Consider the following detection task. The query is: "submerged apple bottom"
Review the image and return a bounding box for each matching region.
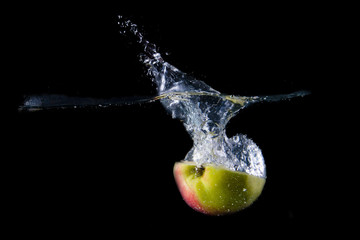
[174,161,265,215]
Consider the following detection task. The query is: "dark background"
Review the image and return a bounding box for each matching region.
[10,2,337,238]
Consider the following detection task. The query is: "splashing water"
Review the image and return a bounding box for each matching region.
[117,16,309,178]
[20,16,310,179]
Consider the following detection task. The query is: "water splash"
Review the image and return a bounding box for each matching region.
[19,16,310,179]
[117,16,309,178]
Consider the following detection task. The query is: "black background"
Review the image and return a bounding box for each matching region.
[9,2,338,238]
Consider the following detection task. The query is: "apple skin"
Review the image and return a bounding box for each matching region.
[174,161,265,215]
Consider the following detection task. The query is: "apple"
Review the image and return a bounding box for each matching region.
[174,161,265,215]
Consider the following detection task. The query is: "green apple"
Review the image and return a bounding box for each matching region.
[174,161,265,215]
